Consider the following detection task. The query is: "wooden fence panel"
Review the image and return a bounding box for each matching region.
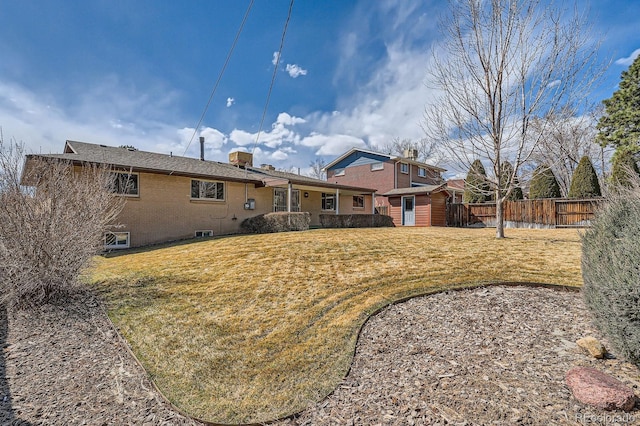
[446,199,600,228]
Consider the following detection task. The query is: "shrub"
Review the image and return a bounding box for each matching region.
[0,142,126,308]
[319,214,394,228]
[500,161,523,200]
[568,156,601,198]
[463,159,491,203]
[582,179,640,367]
[610,149,640,189]
[240,212,310,234]
[529,164,561,199]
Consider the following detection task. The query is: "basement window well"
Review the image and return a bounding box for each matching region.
[104,232,130,249]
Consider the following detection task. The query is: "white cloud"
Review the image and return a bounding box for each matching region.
[226,97,235,107]
[272,51,281,66]
[299,133,366,155]
[615,48,640,66]
[229,113,305,149]
[271,149,289,161]
[277,112,305,126]
[285,64,308,78]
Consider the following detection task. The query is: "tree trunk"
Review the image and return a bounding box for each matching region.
[495,193,505,239]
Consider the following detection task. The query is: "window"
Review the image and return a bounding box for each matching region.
[353,195,364,209]
[104,232,130,249]
[400,163,409,174]
[195,230,213,237]
[111,172,138,196]
[274,188,300,212]
[334,168,345,176]
[371,162,384,171]
[418,167,426,177]
[322,193,336,211]
[191,179,224,200]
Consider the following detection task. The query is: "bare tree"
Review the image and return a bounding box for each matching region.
[308,157,327,180]
[0,139,126,307]
[530,107,607,196]
[375,137,441,164]
[424,0,602,238]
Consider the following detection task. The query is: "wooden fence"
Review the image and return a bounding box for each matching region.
[446,198,602,228]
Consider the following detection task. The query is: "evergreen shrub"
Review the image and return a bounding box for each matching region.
[241,212,310,234]
[582,181,640,366]
[529,165,561,199]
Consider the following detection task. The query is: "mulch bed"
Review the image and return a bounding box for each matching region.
[1,286,639,425]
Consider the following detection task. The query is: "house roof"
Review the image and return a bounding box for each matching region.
[446,179,465,191]
[323,147,446,173]
[23,141,376,194]
[381,184,449,197]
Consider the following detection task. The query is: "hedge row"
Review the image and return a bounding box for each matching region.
[240,212,311,234]
[319,214,394,228]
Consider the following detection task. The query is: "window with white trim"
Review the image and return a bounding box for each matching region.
[274,188,300,212]
[353,195,364,209]
[195,230,213,237]
[322,193,336,211]
[191,179,224,200]
[371,162,384,171]
[400,163,409,174]
[111,172,138,196]
[418,167,426,177]
[334,168,345,176]
[104,232,130,249]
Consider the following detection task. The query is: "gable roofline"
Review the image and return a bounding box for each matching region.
[323,147,446,172]
[23,140,376,193]
[381,183,450,197]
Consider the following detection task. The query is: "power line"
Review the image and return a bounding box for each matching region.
[182,0,255,157]
[251,0,295,157]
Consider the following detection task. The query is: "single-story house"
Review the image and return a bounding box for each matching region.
[22,140,377,248]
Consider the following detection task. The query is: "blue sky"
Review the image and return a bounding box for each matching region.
[1,0,639,177]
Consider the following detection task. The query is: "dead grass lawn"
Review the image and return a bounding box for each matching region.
[89,227,583,424]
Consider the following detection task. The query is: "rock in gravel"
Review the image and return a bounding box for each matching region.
[576,336,606,359]
[565,367,637,412]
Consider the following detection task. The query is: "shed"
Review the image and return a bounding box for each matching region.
[382,185,450,227]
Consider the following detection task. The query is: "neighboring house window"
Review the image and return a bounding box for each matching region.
[353,195,364,209]
[274,188,300,212]
[371,162,384,171]
[400,163,409,174]
[191,179,224,200]
[111,172,138,196]
[334,168,345,176]
[105,232,130,249]
[195,230,213,237]
[418,167,426,177]
[322,193,336,211]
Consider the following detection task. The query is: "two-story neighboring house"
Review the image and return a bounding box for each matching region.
[324,148,449,227]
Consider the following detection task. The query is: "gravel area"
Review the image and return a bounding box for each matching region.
[1,285,639,425]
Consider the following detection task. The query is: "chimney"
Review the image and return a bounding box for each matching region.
[200,136,205,161]
[229,151,254,168]
[403,148,418,160]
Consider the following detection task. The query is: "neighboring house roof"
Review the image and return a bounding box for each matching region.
[323,147,446,173]
[23,141,375,194]
[446,179,465,191]
[381,184,449,197]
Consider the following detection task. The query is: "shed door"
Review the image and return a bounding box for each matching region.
[402,196,415,226]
